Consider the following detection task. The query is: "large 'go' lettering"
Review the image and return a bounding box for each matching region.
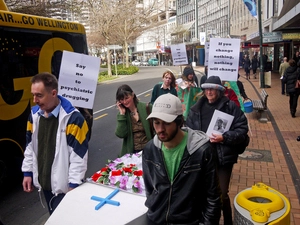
[38,38,73,73]
[0,37,74,120]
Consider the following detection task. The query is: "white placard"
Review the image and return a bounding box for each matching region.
[208,38,240,81]
[58,51,100,109]
[171,43,188,66]
[206,110,234,137]
[200,32,206,45]
[204,42,210,67]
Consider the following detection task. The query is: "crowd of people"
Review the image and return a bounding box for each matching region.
[113,69,250,224]
[21,54,300,224]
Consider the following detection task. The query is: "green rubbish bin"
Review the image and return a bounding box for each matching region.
[234,182,290,225]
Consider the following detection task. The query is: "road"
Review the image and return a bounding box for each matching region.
[0,66,191,225]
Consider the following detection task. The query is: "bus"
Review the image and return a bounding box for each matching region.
[0,0,92,193]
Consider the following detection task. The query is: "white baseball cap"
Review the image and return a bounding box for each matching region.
[147,93,183,123]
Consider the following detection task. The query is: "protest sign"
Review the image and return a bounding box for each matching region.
[208,38,240,81]
[204,42,210,67]
[58,51,100,109]
[171,43,188,66]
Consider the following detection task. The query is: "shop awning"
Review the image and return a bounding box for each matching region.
[132,49,158,54]
[273,2,300,31]
[171,21,195,35]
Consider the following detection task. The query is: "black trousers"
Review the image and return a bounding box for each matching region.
[281,80,286,94]
[43,190,65,215]
[289,91,300,115]
[218,164,234,225]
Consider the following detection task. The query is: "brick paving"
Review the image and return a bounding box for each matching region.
[194,66,300,224]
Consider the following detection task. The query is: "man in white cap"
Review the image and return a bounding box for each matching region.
[142,93,221,225]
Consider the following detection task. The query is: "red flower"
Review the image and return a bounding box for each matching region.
[129,164,136,167]
[101,167,108,172]
[133,170,143,176]
[123,167,132,173]
[91,172,102,181]
[111,170,122,176]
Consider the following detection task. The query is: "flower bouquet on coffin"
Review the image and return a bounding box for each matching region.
[89,153,145,195]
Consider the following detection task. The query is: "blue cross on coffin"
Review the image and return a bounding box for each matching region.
[91,188,121,210]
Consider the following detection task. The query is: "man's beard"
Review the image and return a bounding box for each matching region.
[157,126,178,142]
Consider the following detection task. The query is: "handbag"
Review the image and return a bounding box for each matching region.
[295,80,300,89]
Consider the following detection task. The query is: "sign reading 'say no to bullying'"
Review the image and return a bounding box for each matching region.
[208,38,240,81]
[58,51,100,109]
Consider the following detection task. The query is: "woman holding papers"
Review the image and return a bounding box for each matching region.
[186,76,249,225]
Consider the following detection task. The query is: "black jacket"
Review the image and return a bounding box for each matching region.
[251,57,258,70]
[142,127,221,225]
[186,96,249,165]
[283,65,299,93]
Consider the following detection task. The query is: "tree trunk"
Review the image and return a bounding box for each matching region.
[125,41,129,68]
[106,38,112,76]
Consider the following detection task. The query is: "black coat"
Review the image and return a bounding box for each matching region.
[142,128,222,225]
[186,96,249,165]
[243,58,251,69]
[283,66,299,93]
[252,57,258,70]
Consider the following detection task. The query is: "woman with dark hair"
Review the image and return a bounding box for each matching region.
[283,59,300,117]
[186,76,249,225]
[150,70,177,104]
[183,66,199,86]
[115,84,154,156]
[181,66,198,87]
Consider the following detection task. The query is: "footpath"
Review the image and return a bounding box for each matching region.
[195,66,300,224]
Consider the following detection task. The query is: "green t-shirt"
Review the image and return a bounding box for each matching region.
[162,132,187,182]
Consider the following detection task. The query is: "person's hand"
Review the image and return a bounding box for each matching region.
[116,102,126,115]
[210,133,224,143]
[23,176,34,192]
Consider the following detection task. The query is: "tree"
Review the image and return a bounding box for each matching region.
[112,0,156,68]
[84,0,156,73]
[84,0,122,76]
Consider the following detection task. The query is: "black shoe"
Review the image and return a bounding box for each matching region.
[282,93,285,95]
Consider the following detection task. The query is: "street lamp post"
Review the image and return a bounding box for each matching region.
[258,0,265,88]
[195,0,198,40]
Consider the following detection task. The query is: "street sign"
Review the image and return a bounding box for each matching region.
[262,32,282,43]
